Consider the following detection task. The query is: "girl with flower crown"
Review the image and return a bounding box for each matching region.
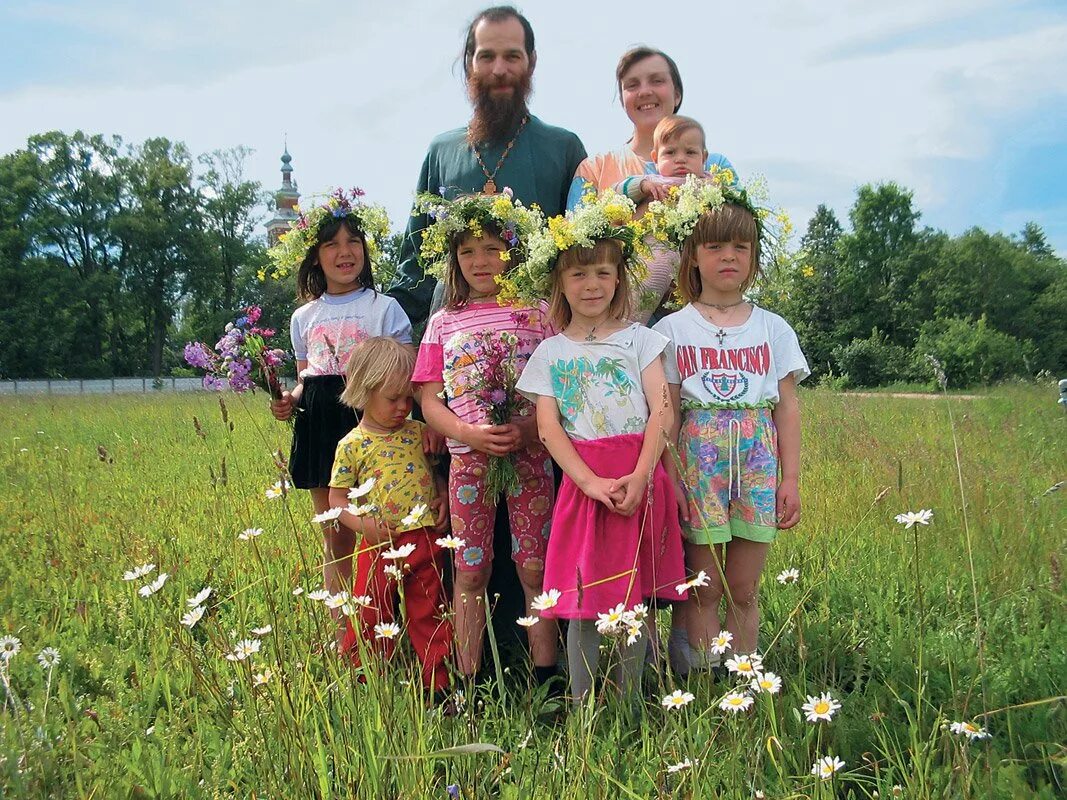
[648,177,808,676]
[410,190,561,690]
[515,190,688,703]
[267,189,412,624]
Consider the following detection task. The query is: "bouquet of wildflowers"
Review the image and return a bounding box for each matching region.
[442,323,532,504]
[184,306,289,400]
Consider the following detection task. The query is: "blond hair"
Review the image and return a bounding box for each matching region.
[677,203,762,303]
[547,239,632,329]
[339,337,415,410]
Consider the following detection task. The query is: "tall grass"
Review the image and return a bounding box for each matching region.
[0,386,1063,797]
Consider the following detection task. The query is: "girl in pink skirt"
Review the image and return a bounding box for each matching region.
[516,191,688,703]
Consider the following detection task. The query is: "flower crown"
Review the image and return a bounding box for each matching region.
[414,188,544,286]
[644,174,792,263]
[266,188,391,278]
[507,189,650,303]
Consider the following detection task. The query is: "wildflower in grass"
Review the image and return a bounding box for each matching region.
[312,507,344,525]
[661,690,695,709]
[0,636,21,661]
[324,592,350,610]
[516,616,539,627]
[123,563,156,581]
[667,757,698,774]
[346,503,375,517]
[384,564,403,580]
[37,647,61,669]
[250,625,272,637]
[181,606,205,628]
[146,725,155,735]
[750,672,782,694]
[264,481,288,500]
[894,509,933,528]
[341,602,356,616]
[351,595,373,607]
[401,503,429,528]
[435,535,466,549]
[187,587,212,607]
[949,720,991,740]
[625,622,642,646]
[629,603,649,620]
[595,603,627,633]
[531,588,562,611]
[252,669,273,687]
[307,589,330,601]
[675,570,710,595]
[374,622,401,639]
[348,478,376,499]
[292,587,304,596]
[725,652,763,677]
[382,542,417,560]
[776,568,800,584]
[226,639,261,661]
[238,527,263,540]
[811,755,845,780]
[719,691,755,713]
[447,785,460,799]
[802,692,841,722]
[710,631,734,655]
[139,572,169,598]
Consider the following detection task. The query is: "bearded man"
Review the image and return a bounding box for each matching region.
[388,5,586,328]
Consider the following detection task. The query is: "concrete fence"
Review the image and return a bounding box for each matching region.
[0,377,211,395]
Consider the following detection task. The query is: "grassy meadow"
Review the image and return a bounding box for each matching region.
[0,386,1064,798]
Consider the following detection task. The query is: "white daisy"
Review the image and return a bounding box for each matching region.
[122,563,156,581]
[625,623,643,646]
[530,588,562,611]
[374,622,401,639]
[292,587,304,596]
[37,647,61,668]
[226,639,261,661]
[350,595,373,608]
[750,672,783,694]
[719,691,755,713]
[802,692,842,723]
[346,503,374,517]
[949,720,991,740]
[811,755,845,780]
[595,603,627,633]
[264,481,287,500]
[307,589,330,602]
[138,572,169,598]
[348,478,376,499]
[661,690,695,709]
[383,564,403,580]
[187,587,212,607]
[675,570,710,595]
[710,631,734,655]
[516,616,540,627]
[629,603,649,621]
[311,507,344,524]
[894,509,933,528]
[435,535,466,550]
[666,757,698,774]
[776,568,800,584]
[250,625,273,637]
[382,542,417,560]
[0,636,22,661]
[238,528,263,540]
[181,606,205,628]
[400,503,429,528]
[724,652,763,677]
[324,592,350,610]
[252,669,273,687]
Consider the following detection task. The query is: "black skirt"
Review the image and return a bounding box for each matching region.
[290,375,359,489]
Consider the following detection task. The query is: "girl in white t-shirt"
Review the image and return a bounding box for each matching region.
[653,196,809,676]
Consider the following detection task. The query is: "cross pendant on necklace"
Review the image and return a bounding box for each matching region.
[482,179,497,195]
[716,328,726,348]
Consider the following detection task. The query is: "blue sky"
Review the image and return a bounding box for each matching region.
[3,0,1065,254]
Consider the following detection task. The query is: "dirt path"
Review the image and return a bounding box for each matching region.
[844,391,981,400]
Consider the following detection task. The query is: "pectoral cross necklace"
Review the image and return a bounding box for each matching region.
[470,115,529,195]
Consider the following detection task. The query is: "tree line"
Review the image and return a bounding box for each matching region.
[1,130,1063,387]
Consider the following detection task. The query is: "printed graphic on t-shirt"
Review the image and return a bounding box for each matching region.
[549,356,645,436]
[306,320,371,373]
[675,343,771,402]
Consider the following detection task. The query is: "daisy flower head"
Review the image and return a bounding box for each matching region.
[811,755,845,780]
[382,542,417,560]
[383,564,403,581]
[226,638,261,661]
[252,669,273,687]
[0,636,22,661]
[894,509,933,529]
[675,570,711,595]
[595,603,627,633]
[776,568,800,584]
[351,595,373,608]
[324,592,350,610]
[138,572,169,598]
[625,622,643,646]
[311,507,344,525]
[719,691,755,713]
[374,622,401,639]
[710,631,734,655]
[666,757,698,774]
[725,652,763,677]
[661,690,695,709]
[400,503,429,528]
[516,616,540,627]
[307,589,330,602]
[264,481,287,500]
[181,606,206,628]
[629,603,649,621]
[348,478,375,499]
[346,503,374,517]
[238,527,263,541]
[187,587,212,607]
[802,692,842,723]
[435,535,466,550]
[250,625,272,637]
[123,563,156,581]
[750,672,782,694]
[949,720,991,741]
[37,647,61,669]
[292,586,304,596]
[531,588,562,611]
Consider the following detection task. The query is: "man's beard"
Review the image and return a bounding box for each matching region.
[466,71,532,144]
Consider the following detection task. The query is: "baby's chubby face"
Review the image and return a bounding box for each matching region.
[653,128,707,178]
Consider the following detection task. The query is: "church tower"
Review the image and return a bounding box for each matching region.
[266,145,300,245]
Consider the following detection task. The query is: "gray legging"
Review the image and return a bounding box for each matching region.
[566,619,646,702]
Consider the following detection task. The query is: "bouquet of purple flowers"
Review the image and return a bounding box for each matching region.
[184,306,288,400]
